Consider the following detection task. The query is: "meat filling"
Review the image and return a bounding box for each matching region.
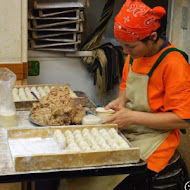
[30,86,85,125]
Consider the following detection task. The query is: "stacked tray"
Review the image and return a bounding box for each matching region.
[28,0,87,52]
[7,124,140,171]
[12,84,87,110]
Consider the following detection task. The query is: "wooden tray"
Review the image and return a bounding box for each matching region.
[13,84,87,110]
[7,124,140,172]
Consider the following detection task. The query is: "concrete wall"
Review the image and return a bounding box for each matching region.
[0,0,27,64]
[169,0,190,54]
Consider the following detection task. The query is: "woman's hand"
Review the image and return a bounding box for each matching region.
[105,89,127,110]
[105,98,126,110]
[102,107,135,130]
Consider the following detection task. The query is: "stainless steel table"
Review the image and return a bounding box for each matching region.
[0,91,147,184]
[0,160,147,183]
[0,111,147,184]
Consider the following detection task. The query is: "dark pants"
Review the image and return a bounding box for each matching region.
[35,179,59,190]
[114,169,157,190]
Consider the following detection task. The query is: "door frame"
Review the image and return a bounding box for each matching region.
[166,0,174,41]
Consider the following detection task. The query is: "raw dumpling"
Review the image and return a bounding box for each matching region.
[53,129,66,149]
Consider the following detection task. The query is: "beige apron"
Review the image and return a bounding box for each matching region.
[59,57,172,190]
[123,64,171,159]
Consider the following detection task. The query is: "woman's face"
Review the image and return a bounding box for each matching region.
[119,40,153,59]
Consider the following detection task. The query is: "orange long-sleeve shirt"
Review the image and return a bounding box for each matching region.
[120,44,190,172]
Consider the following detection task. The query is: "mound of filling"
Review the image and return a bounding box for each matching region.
[30,86,85,125]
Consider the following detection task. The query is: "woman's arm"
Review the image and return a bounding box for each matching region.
[103,107,189,130]
[133,110,189,130]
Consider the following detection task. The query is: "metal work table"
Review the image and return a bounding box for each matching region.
[0,93,147,184]
[0,111,147,184]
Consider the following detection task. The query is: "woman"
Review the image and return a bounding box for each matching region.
[103,0,190,179]
[59,0,190,189]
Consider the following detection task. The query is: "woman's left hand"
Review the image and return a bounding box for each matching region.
[102,107,134,130]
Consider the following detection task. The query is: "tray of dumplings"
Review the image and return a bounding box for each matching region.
[12,84,87,110]
[7,124,140,172]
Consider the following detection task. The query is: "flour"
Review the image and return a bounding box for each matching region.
[8,137,68,159]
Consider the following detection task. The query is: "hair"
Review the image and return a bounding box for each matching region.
[140,14,167,43]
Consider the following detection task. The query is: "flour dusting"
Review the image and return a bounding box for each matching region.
[8,137,67,158]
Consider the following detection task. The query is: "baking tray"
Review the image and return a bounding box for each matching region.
[30,19,82,29]
[31,44,79,52]
[38,8,80,18]
[29,35,81,49]
[29,9,82,20]
[7,124,140,172]
[13,84,87,110]
[33,0,85,9]
[29,34,79,42]
[28,21,83,32]
[30,31,77,40]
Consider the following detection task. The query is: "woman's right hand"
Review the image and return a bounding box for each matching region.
[105,97,126,110]
[105,89,126,110]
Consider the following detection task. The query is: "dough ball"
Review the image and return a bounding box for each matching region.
[53,129,66,149]
[44,86,50,94]
[82,115,101,125]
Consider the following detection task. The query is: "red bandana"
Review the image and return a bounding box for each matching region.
[114,0,166,42]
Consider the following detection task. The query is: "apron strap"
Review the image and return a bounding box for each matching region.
[129,56,134,65]
[147,48,189,77]
[129,48,189,74]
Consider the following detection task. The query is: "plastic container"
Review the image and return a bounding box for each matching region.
[0,68,17,127]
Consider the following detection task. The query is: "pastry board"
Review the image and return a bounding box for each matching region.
[7,124,140,172]
[13,84,87,110]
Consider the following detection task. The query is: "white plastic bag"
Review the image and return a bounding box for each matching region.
[0,68,17,127]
